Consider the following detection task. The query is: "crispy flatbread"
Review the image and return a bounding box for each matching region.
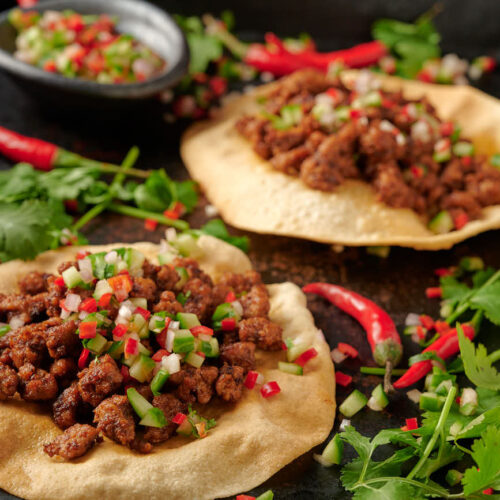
[0,236,335,500]
[181,75,500,250]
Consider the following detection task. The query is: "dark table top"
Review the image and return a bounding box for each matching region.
[2,2,500,498]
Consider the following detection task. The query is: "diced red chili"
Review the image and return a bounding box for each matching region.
[124,337,139,357]
[425,287,442,299]
[416,325,427,340]
[225,291,236,303]
[453,212,469,230]
[281,342,288,350]
[164,201,185,220]
[144,218,158,231]
[261,381,281,398]
[54,277,65,288]
[172,412,187,425]
[337,342,358,358]
[112,324,127,339]
[236,496,256,500]
[190,325,214,337]
[419,315,434,330]
[349,109,363,120]
[209,76,228,96]
[434,267,454,277]
[462,156,472,167]
[79,321,97,339]
[405,417,418,431]
[134,307,151,320]
[59,299,68,312]
[78,348,91,370]
[244,370,259,390]
[79,298,97,313]
[108,274,132,302]
[152,349,169,362]
[156,327,169,349]
[435,321,451,334]
[98,293,112,308]
[221,317,237,331]
[335,371,352,387]
[294,347,318,367]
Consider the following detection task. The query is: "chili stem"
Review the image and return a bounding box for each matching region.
[108,203,189,231]
[446,270,500,324]
[360,367,406,376]
[406,385,457,480]
[94,163,149,179]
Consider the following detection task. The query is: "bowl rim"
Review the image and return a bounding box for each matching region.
[0,0,189,99]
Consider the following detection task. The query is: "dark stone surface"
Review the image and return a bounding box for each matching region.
[1,0,500,498]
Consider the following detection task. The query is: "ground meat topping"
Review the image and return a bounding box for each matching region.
[0,364,18,400]
[53,382,82,429]
[215,364,245,403]
[220,342,256,372]
[144,394,187,444]
[18,271,49,296]
[78,355,123,407]
[236,68,500,225]
[50,358,77,388]
[18,363,58,401]
[94,395,135,446]
[153,291,183,315]
[169,366,219,404]
[44,424,101,460]
[45,319,79,359]
[238,317,283,351]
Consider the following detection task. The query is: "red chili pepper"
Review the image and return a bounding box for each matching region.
[405,417,418,431]
[483,488,493,495]
[337,342,359,358]
[335,371,352,387]
[303,283,402,370]
[435,321,451,334]
[434,267,454,277]
[419,315,434,330]
[453,212,469,230]
[225,291,236,303]
[425,287,442,299]
[261,381,281,398]
[77,348,91,370]
[144,218,158,231]
[394,324,475,389]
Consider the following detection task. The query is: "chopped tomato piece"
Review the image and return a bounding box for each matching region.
[244,370,259,390]
[260,381,281,398]
[144,218,158,231]
[152,349,169,362]
[236,496,256,500]
[453,212,469,230]
[337,343,358,358]
[335,371,352,387]
[66,13,84,32]
[294,347,318,367]
[54,277,65,288]
[221,317,237,331]
[98,293,112,308]
[156,326,170,349]
[225,291,236,303]
[112,324,127,339]
[425,287,442,299]
[172,413,187,425]
[209,76,228,96]
[76,250,91,260]
[419,315,434,330]
[435,321,451,334]
[405,417,418,431]
[108,274,132,302]
[124,337,139,358]
[77,348,91,370]
[190,325,213,337]
[416,325,427,340]
[79,321,97,339]
[79,298,97,313]
[439,121,454,136]
[43,60,57,72]
[134,307,151,321]
[120,365,131,383]
[349,109,362,120]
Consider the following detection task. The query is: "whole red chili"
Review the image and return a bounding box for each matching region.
[303,282,402,390]
[393,324,475,389]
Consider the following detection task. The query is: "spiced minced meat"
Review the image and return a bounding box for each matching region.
[236,69,500,231]
[0,246,285,460]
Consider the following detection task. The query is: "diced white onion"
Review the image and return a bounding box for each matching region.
[204,204,219,218]
[104,251,118,264]
[339,418,351,432]
[161,353,181,374]
[354,69,380,94]
[170,321,180,331]
[379,120,395,133]
[331,348,347,364]
[255,372,264,385]
[79,311,89,320]
[461,387,478,406]
[60,308,71,320]
[78,257,94,283]
[315,92,335,107]
[313,453,334,467]
[166,330,175,352]
[396,133,406,146]
[132,58,156,79]
[115,315,128,325]
[316,329,326,342]
[64,293,81,312]
[165,228,177,242]
[9,315,26,330]
[232,300,243,317]
[407,389,422,404]
[405,313,421,327]
[367,396,383,411]
[411,333,422,344]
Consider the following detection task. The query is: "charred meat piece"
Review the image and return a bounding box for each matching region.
[144,394,187,444]
[0,363,18,400]
[173,257,213,286]
[169,366,218,404]
[45,276,65,317]
[220,342,255,372]
[182,278,213,322]
[216,364,245,403]
[53,382,82,429]
[50,358,78,389]
[238,317,283,351]
[153,291,183,315]
[217,270,263,295]
[44,424,100,460]
[130,277,157,303]
[155,265,179,291]
[18,271,49,295]
[45,319,79,359]
[78,355,123,407]
[94,395,135,446]
[18,363,58,401]
[240,284,270,319]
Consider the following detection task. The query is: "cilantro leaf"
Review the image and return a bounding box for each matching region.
[458,326,500,390]
[469,282,500,326]
[352,482,424,500]
[463,426,500,495]
[186,32,223,74]
[133,169,174,212]
[440,275,471,302]
[0,163,41,202]
[196,219,249,252]
[415,442,463,478]
[175,180,198,213]
[39,166,100,200]
[456,406,500,440]
[0,200,73,261]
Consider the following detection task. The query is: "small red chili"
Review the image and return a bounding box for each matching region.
[335,371,352,387]
[77,348,91,370]
[425,287,442,299]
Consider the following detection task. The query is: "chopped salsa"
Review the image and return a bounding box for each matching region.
[9,9,166,83]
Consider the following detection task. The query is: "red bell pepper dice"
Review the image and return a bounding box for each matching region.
[260,381,281,398]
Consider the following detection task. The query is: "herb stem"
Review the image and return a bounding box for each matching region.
[72,203,107,231]
[360,367,406,376]
[446,270,500,324]
[407,385,457,480]
[353,477,461,498]
[108,203,189,231]
[488,349,500,365]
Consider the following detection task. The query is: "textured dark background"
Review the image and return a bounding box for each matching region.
[0,0,500,498]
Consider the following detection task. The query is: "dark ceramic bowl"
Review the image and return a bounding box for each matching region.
[0,0,189,108]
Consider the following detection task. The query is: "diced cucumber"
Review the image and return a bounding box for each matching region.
[139,407,166,428]
[428,210,454,234]
[150,369,169,396]
[321,434,343,466]
[200,336,219,358]
[94,279,113,300]
[286,341,309,363]
[173,330,195,353]
[459,388,478,416]
[433,149,451,163]
[491,153,500,168]
[435,379,454,397]
[158,251,177,265]
[335,106,350,121]
[278,361,303,376]
[62,266,83,289]
[176,418,193,437]
[88,252,107,279]
[137,342,151,356]
[125,248,145,274]
[174,267,189,290]
[127,387,153,418]
[366,246,390,258]
[107,340,124,360]
[121,354,137,368]
[129,354,156,383]
[176,312,201,330]
[339,390,368,417]
[459,256,484,272]
[0,325,11,337]
[445,469,463,487]
[171,233,203,258]
[85,333,108,355]
[256,490,274,500]
[130,313,149,339]
[452,141,474,157]
[129,297,148,310]
[367,384,389,411]
[185,351,205,368]
[419,392,445,412]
